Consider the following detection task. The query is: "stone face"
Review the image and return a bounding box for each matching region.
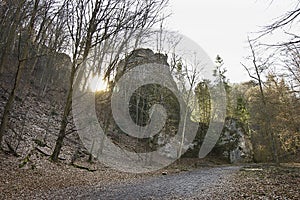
[106,48,183,157]
[219,118,253,163]
[115,48,169,82]
[183,118,253,163]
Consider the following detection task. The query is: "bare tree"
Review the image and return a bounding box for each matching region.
[244,1,300,164]
[253,1,300,93]
[0,0,41,148]
[241,39,279,164]
[0,0,70,149]
[0,0,27,74]
[50,0,169,161]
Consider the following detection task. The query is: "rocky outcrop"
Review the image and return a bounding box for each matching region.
[115,48,169,82]
[185,118,253,163]
[219,118,253,163]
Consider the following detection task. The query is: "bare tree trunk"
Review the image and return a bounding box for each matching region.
[0,59,26,148]
[50,66,75,161]
[0,0,26,75]
[50,0,169,160]
[243,39,279,165]
[178,69,197,158]
[0,0,40,148]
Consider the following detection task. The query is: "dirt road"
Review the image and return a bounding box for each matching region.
[34,166,241,200]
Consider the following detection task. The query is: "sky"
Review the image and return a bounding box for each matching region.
[166,0,295,83]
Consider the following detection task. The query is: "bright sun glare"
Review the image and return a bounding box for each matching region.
[89,75,108,92]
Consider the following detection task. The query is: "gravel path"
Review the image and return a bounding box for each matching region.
[34,166,241,200]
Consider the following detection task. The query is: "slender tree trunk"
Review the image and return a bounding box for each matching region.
[0,0,39,148]
[0,59,26,148]
[271,132,279,164]
[0,43,9,74]
[247,39,280,165]
[258,78,279,165]
[0,1,25,75]
[50,66,76,161]
[178,88,193,158]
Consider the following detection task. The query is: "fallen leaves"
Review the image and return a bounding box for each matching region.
[230,165,300,199]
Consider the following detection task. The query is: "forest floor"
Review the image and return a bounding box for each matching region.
[0,151,299,199]
[231,163,300,199]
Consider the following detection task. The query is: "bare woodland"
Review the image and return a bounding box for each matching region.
[0,0,299,199]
